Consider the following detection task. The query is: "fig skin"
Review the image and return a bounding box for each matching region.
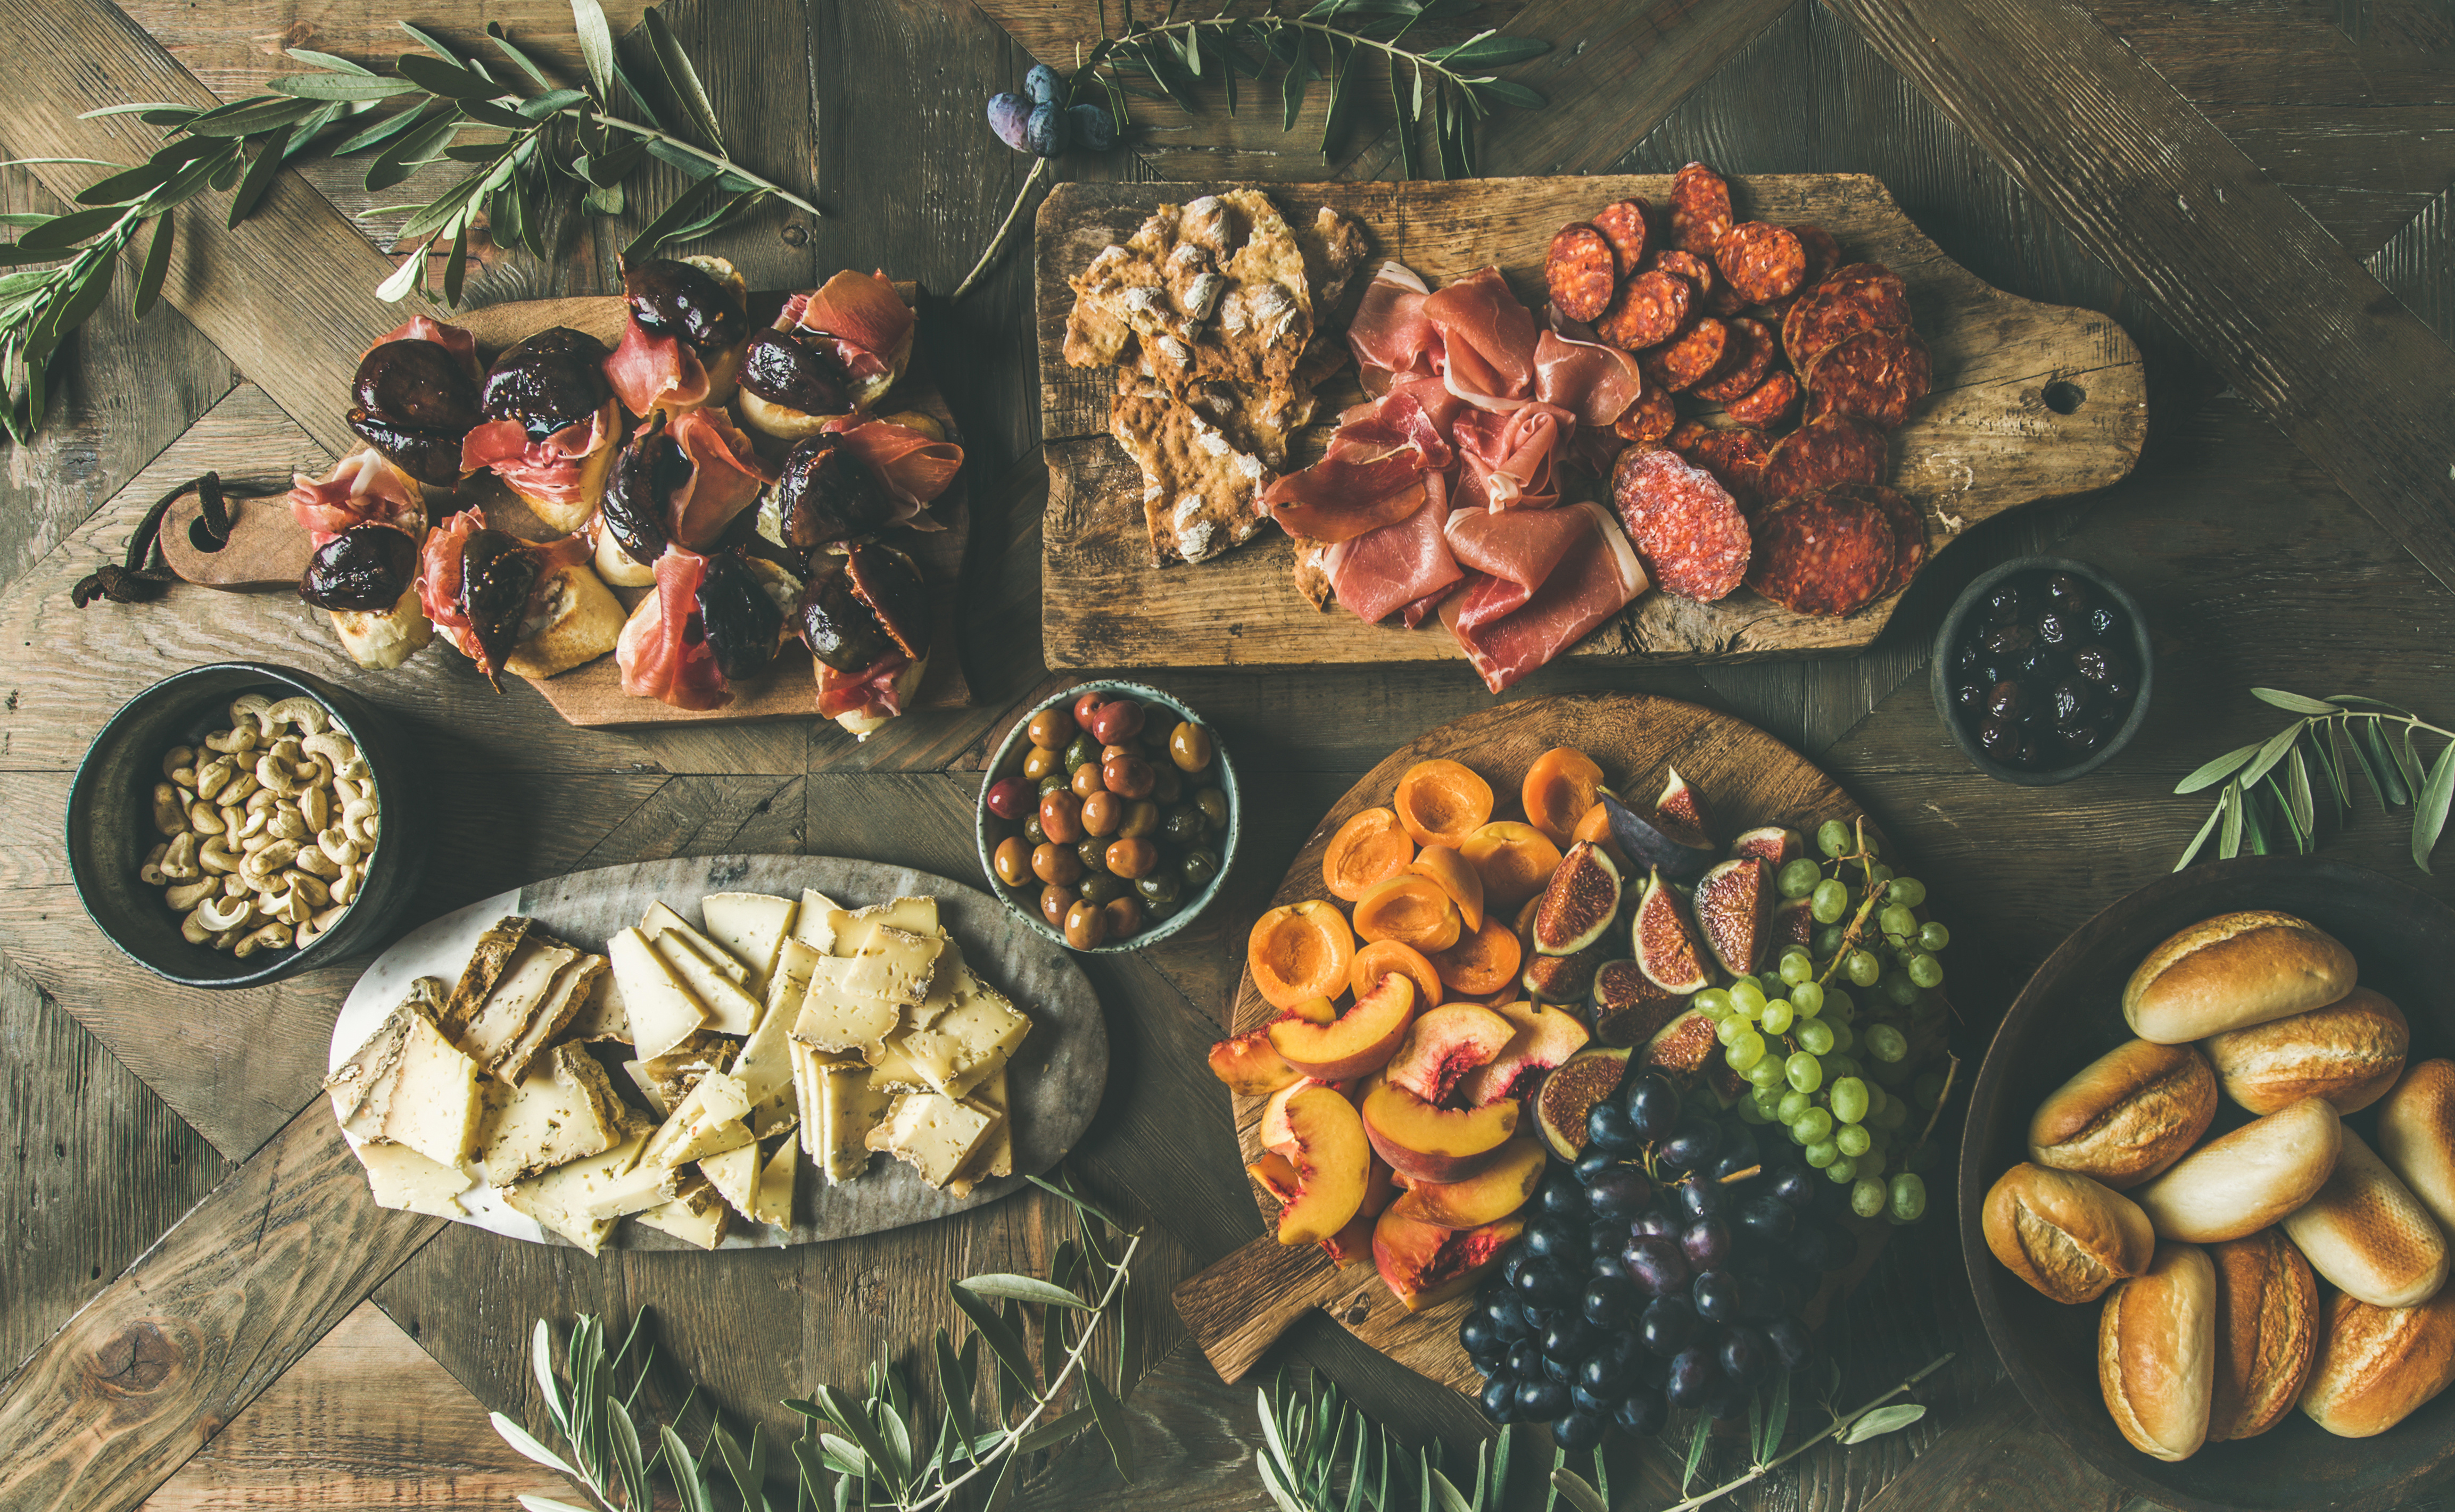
[300,524,419,612]
[352,338,481,433]
[774,431,894,549]
[345,409,465,487]
[738,329,853,417]
[459,528,539,686]
[795,563,893,674]
[844,541,929,660]
[601,411,686,566]
[480,327,613,439]
[696,550,784,682]
[624,258,748,354]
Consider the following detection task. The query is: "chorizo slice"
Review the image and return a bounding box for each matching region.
[1597,269,1691,351]
[1545,222,1619,324]
[1669,162,1734,256]
[1803,325,1932,430]
[1613,444,1751,602]
[1745,491,1896,616]
[1715,222,1807,304]
[1723,369,1801,429]
[1759,413,1887,505]
[1591,199,1652,279]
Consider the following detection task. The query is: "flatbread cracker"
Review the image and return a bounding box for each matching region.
[1111,384,1275,566]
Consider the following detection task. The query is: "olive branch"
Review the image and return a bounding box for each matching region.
[2172,688,2455,873]
[0,0,814,445]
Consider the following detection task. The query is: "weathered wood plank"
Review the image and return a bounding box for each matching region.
[1823,0,2455,596]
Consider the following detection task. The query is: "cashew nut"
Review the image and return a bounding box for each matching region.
[261,887,312,926]
[314,828,359,867]
[139,842,170,887]
[160,832,201,882]
[266,697,327,735]
[282,870,331,908]
[240,839,301,882]
[202,724,257,755]
[199,838,242,875]
[185,799,225,836]
[330,864,362,905]
[299,785,330,833]
[221,873,251,899]
[295,844,343,879]
[180,908,217,945]
[297,902,351,949]
[233,921,292,958]
[303,731,357,767]
[222,771,260,807]
[152,784,186,836]
[228,693,272,736]
[269,805,309,842]
[255,751,304,797]
[193,893,255,933]
[164,877,218,910]
[233,806,268,842]
[194,754,236,801]
[161,746,195,780]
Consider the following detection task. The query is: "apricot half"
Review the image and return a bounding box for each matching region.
[1460,821,1563,913]
[1383,1002,1515,1105]
[1359,1075,1519,1184]
[1388,1134,1546,1229]
[1267,973,1416,1081]
[1523,747,1608,847]
[1350,938,1442,1013]
[1406,844,1485,934]
[1431,916,1523,998]
[1322,807,1414,902]
[1372,1207,1525,1311]
[1248,899,1355,1011]
[1266,1084,1371,1247]
[1352,874,1462,953]
[1392,759,1494,849]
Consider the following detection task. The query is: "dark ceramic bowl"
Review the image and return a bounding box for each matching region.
[1960,856,2455,1512]
[976,680,1238,954]
[67,663,428,988]
[1929,555,2153,786]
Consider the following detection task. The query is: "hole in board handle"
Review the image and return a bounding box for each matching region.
[188,516,228,553]
[2043,381,2085,415]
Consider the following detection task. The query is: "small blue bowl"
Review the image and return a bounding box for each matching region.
[976,680,1238,954]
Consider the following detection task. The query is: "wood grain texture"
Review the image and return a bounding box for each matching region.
[0,1101,441,1512]
[1036,173,2144,670]
[1824,0,2455,598]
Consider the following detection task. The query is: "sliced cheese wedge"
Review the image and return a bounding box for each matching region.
[836,925,941,1008]
[634,1176,728,1249]
[700,892,797,996]
[730,973,799,1108]
[642,1071,756,1168]
[890,977,1030,1100]
[609,926,708,1061]
[793,888,843,954]
[698,1141,762,1219]
[577,1158,684,1222]
[947,1065,1013,1200]
[383,1007,488,1169]
[766,937,821,1023]
[642,901,748,984]
[478,1042,627,1184]
[794,957,902,1056]
[499,1119,651,1256]
[864,1034,930,1092]
[325,978,437,1135]
[453,934,577,1077]
[864,1092,996,1190]
[817,1060,894,1184]
[564,966,631,1044]
[848,896,938,943]
[653,931,762,1036]
[755,1140,797,1227]
[359,1141,474,1217]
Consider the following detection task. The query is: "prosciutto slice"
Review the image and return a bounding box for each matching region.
[1263,387,1453,545]
[288,447,424,546]
[415,508,591,670]
[365,315,477,375]
[782,270,914,386]
[667,408,775,549]
[1443,503,1596,630]
[459,405,616,512]
[820,417,959,527]
[1452,402,1569,512]
[615,546,729,711]
[1443,503,1648,693]
[1532,330,1643,430]
[1322,472,1460,626]
[1425,267,1540,410]
[817,650,913,721]
[1347,262,1436,377]
[604,316,710,418]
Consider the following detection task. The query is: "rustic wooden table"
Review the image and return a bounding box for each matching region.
[3,2,2452,1509]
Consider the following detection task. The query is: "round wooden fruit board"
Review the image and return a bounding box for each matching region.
[1174,692,1879,1393]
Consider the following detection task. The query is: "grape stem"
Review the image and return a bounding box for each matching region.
[1714,1163,1763,1186]
[1911,1050,1961,1153]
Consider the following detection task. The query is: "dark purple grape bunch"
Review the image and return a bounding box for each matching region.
[988,63,1118,159]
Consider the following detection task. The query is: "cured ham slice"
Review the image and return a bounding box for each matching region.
[459,404,616,513]
[364,315,477,375]
[288,448,424,545]
[782,270,914,387]
[1443,503,1596,630]
[1425,267,1539,409]
[1322,473,1460,626]
[415,508,591,669]
[1532,330,1642,430]
[1347,262,1436,377]
[604,316,711,418]
[666,408,774,549]
[1452,402,1568,512]
[1264,387,1453,544]
[616,547,729,711]
[1443,503,1648,693]
[817,651,913,721]
[821,417,959,525]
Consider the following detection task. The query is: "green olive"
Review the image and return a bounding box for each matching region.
[1022,813,1046,846]
[1193,786,1229,829]
[1135,870,1184,907]
[1180,847,1220,890]
[1076,836,1109,874]
[1151,764,1184,804]
[1119,800,1161,839]
[1142,888,1181,921]
[1169,720,1214,773]
[1063,733,1098,773]
[1079,872,1128,906]
[1037,770,1068,797]
[1162,803,1205,844]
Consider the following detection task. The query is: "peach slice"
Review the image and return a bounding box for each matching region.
[1246,1150,1301,1204]
[1268,972,1416,1081]
[1209,1029,1304,1096]
[1454,999,1593,1106]
[1283,996,1338,1026]
[1267,1084,1371,1247]
[1406,844,1485,934]
[1260,1075,1358,1151]
[1373,1207,1526,1311]
[1388,1134,1546,1230]
[1383,1002,1515,1105]
[1318,1156,1397,1266]
[1359,1074,1520,1184]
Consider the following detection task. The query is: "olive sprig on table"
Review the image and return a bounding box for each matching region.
[2173,687,2455,874]
[0,0,813,445]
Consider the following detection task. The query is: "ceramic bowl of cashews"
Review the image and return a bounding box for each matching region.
[69,663,428,988]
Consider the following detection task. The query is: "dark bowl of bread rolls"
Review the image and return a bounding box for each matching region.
[1962,855,2455,1512]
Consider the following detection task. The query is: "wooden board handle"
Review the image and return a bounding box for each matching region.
[159,490,316,590]
[1172,1235,1370,1385]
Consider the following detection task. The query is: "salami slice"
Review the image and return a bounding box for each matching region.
[1612,445,1751,602]
[1653,250,1716,300]
[1836,483,1927,594]
[1676,424,1773,513]
[1789,226,1841,296]
[1591,199,1652,279]
[1714,222,1806,304]
[1654,316,1730,392]
[1694,317,1775,403]
[1614,386,1676,445]
[1781,263,1912,371]
[1545,223,1618,323]
[1724,369,1801,429]
[1664,419,1713,454]
[1669,163,1734,256]
[1745,491,1896,616]
[1759,413,1887,504]
[1803,325,1932,430]
[1598,269,1691,351]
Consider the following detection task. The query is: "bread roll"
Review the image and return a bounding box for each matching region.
[2301,1286,2455,1438]
[2131,1096,2341,1243]
[2099,1242,2217,1461]
[2123,911,2357,1043]
[2280,1127,2449,1308]
[2203,986,2408,1114]
[505,563,626,680]
[2377,1059,2455,1240]
[1983,1163,2156,1304]
[2206,1229,2318,1441]
[2028,1040,2218,1189]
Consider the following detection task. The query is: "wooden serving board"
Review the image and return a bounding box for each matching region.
[1036,174,2148,670]
[162,289,971,730]
[333,854,1106,1248]
[1172,692,1873,1392]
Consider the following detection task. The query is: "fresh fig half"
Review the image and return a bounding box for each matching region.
[1769,896,1814,956]
[1640,1006,1720,1078]
[1599,790,1716,883]
[1522,942,1604,1006]
[1533,1046,1632,1161]
[1532,841,1620,956]
[844,541,930,659]
[1589,958,1685,1048]
[1729,826,1805,868]
[1651,767,1716,851]
[1691,858,1770,978]
[1632,867,1712,995]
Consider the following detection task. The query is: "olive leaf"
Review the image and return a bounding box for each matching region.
[1839,1402,1927,1443]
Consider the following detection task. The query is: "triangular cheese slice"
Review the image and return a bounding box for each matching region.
[608,927,708,1061]
[641,902,747,984]
[698,1141,762,1219]
[642,1071,756,1168]
[700,892,797,996]
[652,931,762,1035]
[754,1141,797,1226]
[358,1141,474,1217]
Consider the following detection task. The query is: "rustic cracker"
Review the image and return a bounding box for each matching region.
[1110,385,1275,567]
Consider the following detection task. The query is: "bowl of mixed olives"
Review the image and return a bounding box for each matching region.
[976,682,1236,952]
[1931,556,2153,786]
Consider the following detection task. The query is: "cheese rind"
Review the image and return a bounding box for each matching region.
[386,1009,489,1169]
[947,1065,1013,1199]
[700,892,797,995]
[325,978,443,1136]
[499,1120,650,1255]
[478,1042,627,1183]
[443,917,536,1028]
[359,1142,474,1217]
[652,931,762,1035]
[865,1093,996,1189]
[456,936,585,1083]
[889,977,1030,1100]
[609,926,709,1061]
[564,967,631,1044]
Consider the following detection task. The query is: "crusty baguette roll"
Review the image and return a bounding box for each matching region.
[1983,1162,2156,1304]
[2376,1059,2455,1241]
[2028,1040,2218,1189]
[2279,1127,2449,1308]
[2203,986,2408,1115]
[2301,1285,2455,1438]
[2131,1096,2341,1243]
[2123,911,2357,1043]
[2207,1229,2318,1441]
[2099,1241,2217,1461]
[505,562,625,681]
[328,581,434,670]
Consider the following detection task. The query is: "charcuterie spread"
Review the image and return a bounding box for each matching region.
[291,263,959,735]
[1062,165,1939,693]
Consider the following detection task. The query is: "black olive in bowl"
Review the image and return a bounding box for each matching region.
[1930,556,2153,786]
